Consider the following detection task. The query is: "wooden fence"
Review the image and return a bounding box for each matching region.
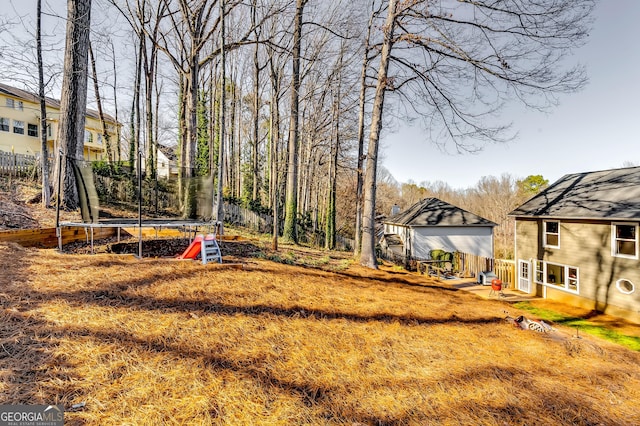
[223,202,273,234]
[456,252,516,286]
[0,151,38,176]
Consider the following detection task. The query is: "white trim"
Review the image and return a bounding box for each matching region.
[611,222,639,260]
[531,259,580,295]
[616,279,635,295]
[543,220,560,249]
[518,260,531,293]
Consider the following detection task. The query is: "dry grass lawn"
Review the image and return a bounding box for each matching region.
[1,241,640,425]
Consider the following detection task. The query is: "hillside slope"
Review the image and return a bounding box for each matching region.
[1,242,639,425]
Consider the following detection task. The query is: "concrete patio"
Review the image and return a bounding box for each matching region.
[436,278,539,302]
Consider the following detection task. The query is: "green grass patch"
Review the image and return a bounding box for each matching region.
[514,302,640,351]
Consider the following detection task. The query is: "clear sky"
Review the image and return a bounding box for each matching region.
[381,1,640,190]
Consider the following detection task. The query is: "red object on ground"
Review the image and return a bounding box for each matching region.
[491,278,502,291]
[177,235,204,259]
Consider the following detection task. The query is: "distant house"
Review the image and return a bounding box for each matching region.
[156,144,178,178]
[509,166,640,322]
[381,198,496,260]
[0,82,120,161]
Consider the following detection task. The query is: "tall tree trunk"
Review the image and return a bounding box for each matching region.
[37,0,51,207]
[325,101,339,250]
[354,4,376,257]
[268,55,281,250]
[360,0,397,268]
[283,0,306,243]
[88,41,114,165]
[54,0,92,211]
[110,40,121,163]
[215,0,226,225]
[144,39,158,179]
[251,0,260,203]
[130,36,143,170]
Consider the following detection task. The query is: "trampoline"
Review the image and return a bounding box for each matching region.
[55,151,223,257]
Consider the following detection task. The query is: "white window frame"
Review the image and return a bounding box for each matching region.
[13,120,24,135]
[0,117,9,132]
[616,279,635,295]
[543,220,560,248]
[611,222,639,259]
[534,259,579,294]
[534,260,544,284]
[17,100,23,111]
[6,98,14,108]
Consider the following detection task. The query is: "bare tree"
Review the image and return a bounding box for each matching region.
[360,0,594,268]
[54,0,92,210]
[36,0,51,207]
[88,41,114,165]
[353,1,379,256]
[282,0,307,243]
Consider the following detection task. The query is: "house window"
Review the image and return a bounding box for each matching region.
[13,120,24,135]
[84,130,93,144]
[17,101,23,111]
[567,267,578,291]
[546,262,564,286]
[47,124,52,137]
[97,133,103,145]
[533,260,579,294]
[616,279,634,295]
[28,123,38,137]
[0,117,9,132]
[543,221,560,248]
[612,223,638,258]
[534,260,544,283]
[6,98,14,108]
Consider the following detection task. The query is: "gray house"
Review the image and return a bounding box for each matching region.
[381,198,496,260]
[509,166,640,323]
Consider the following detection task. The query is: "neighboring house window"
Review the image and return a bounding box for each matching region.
[13,120,24,134]
[47,124,52,137]
[612,223,638,258]
[6,99,23,110]
[84,130,93,144]
[543,221,560,248]
[27,123,38,137]
[0,117,9,132]
[97,133,102,145]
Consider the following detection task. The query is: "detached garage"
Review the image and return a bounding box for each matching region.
[381,198,496,260]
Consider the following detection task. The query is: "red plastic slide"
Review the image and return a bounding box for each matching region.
[177,235,204,259]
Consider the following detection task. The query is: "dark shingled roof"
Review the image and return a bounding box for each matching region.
[385,197,496,227]
[509,166,640,220]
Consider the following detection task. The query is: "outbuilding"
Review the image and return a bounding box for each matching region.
[381,198,496,261]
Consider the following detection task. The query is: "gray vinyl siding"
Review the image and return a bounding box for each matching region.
[516,218,640,316]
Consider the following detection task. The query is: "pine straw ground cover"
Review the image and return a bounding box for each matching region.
[1,242,639,425]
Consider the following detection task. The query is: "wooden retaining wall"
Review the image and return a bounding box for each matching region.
[0,226,118,248]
